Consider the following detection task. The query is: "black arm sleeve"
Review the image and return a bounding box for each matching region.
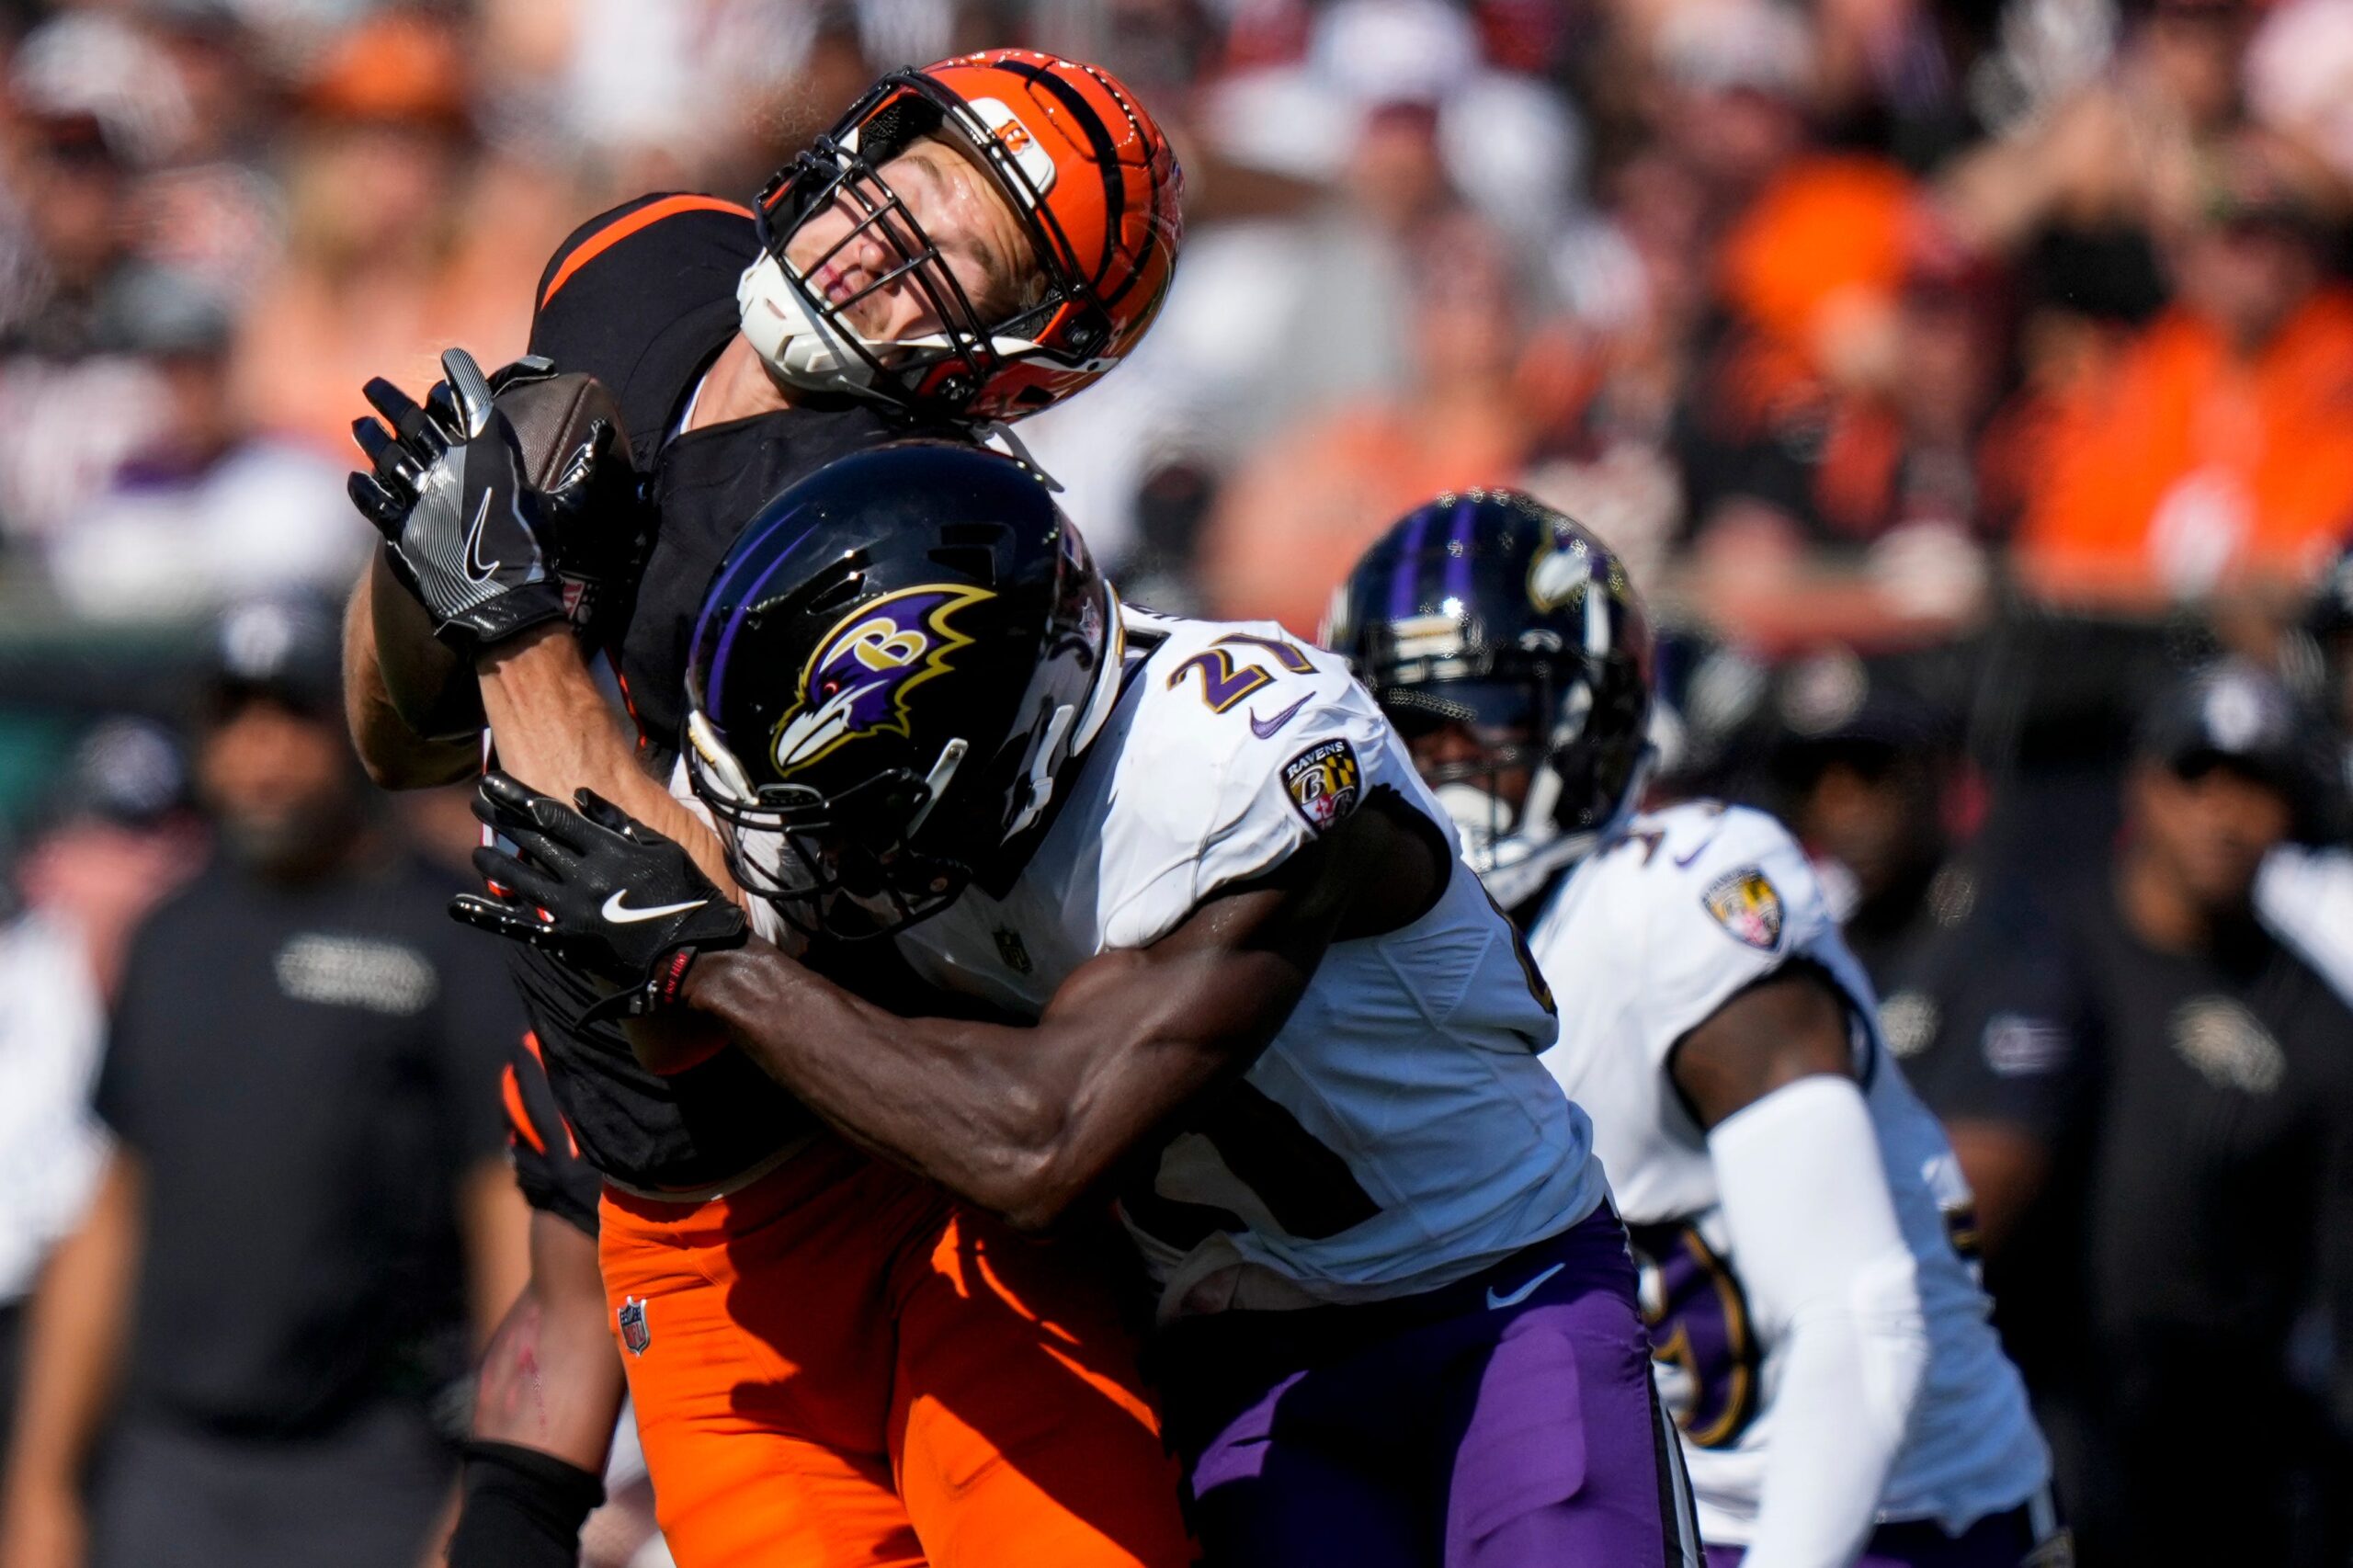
[446,1440,605,1568]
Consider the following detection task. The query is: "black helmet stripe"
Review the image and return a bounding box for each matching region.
[995,58,1127,295]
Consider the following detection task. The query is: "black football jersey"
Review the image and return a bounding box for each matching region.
[507,194,971,1207]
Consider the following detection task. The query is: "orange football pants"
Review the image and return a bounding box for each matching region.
[597,1136,1196,1568]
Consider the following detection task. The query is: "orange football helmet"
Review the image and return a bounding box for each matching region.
[738,49,1185,424]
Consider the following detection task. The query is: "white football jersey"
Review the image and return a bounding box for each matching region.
[1527,801,2047,1544]
[894,608,1609,1320]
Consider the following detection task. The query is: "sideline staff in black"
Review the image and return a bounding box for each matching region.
[0,599,526,1568]
[2037,661,2353,1567]
[1770,657,2086,1260]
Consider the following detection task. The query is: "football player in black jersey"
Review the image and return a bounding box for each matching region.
[344,50,1188,1568]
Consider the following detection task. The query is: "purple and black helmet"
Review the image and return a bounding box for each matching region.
[683,440,1120,937]
[1325,490,1654,911]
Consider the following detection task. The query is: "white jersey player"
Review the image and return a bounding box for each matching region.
[464,445,1704,1567]
[888,604,1611,1313]
[1328,491,2063,1568]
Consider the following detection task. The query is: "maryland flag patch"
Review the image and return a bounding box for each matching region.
[1703,868,1784,950]
[1283,739,1362,833]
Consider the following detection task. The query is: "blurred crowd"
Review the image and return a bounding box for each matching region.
[6,0,2353,631]
[4,0,2353,1562]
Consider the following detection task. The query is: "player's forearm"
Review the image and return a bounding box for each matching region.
[683,942,1137,1228]
[470,1214,623,1469]
[475,628,731,889]
[4,1153,141,1494]
[344,567,478,789]
[1939,1120,2049,1260]
[459,1157,532,1348]
[451,1209,617,1568]
[1711,1079,1926,1567]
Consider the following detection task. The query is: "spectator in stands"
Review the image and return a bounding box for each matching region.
[227,11,541,456]
[0,721,198,1477]
[1199,208,1536,635]
[48,267,357,621]
[2016,130,2353,605]
[0,598,527,1568]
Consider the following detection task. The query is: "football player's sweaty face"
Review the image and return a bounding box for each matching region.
[783,135,1036,348]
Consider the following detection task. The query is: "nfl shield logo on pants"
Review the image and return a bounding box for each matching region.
[618,1296,652,1356]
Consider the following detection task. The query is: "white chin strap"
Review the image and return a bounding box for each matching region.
[1436,780,1578,915]
[737,252,1053,409]
[737,253,896,400]
[1437,745,1658,914]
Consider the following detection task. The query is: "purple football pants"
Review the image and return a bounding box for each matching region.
[1154,1208,1697,1568]
[1707,1500,2067,1568]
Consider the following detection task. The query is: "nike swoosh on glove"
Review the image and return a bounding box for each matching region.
[452,771,750,1021]
[348,348,567,650]
[474,356,652,644]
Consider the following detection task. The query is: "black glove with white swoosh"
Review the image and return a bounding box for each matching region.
[452,771,749,1021]
[349,348,567,651]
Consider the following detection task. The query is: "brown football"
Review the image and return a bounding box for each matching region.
[371,369,630,742]
[500,369,629,493]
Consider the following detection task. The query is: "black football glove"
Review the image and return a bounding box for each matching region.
[349,348,566,651]
[472,356,652,643]
[450,771,748,1021]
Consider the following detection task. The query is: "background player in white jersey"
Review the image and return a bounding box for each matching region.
[1328,491,2064,1568]
[448,442,1703,1568]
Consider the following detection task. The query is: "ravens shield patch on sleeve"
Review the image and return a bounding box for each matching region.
[1283,739,1362,833]
[1702,868,1784,950]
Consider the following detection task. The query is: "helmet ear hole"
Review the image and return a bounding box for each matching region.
[927,545,997,581]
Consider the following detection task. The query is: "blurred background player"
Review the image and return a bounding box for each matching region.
[0,597,526,1568]
[347,48,1196,1568]
[1994,660,2353,1566]
[1328,491,2059,1568]
[1764,654,2085,1261]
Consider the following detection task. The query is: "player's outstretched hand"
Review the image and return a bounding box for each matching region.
[452,770,749,1020]
[348,347,566,651]
[472,356,651,642]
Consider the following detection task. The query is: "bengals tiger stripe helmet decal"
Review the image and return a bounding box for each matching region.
[740,49,1184,424]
